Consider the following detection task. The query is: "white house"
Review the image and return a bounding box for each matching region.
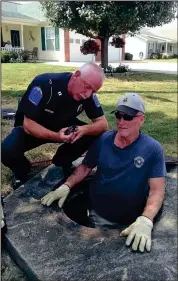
[125,28,177,60]
[1,1,123,63]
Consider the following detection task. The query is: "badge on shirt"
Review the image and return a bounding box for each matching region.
[92,93,100,108]
[28,87,43,106]
[57,91,62,96]
[134,156,145,168]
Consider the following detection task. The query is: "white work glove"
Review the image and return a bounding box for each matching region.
[120,216,153,252]
[41,184,70,208]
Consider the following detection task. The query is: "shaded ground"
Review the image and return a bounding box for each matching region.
[1,248,28,281]
[1,166,177,281]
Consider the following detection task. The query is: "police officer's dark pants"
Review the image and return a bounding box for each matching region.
[1,120,98,179]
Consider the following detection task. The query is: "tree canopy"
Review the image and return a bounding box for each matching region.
[41,1,177,68]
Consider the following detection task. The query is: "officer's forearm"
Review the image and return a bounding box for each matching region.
[23,117,59,141]
[84,116,108,135]
[65,164,92,189]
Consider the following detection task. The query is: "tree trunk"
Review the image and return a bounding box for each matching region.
[100,36,109,70]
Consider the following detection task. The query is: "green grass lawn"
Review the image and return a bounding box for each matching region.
[1,63,177,195]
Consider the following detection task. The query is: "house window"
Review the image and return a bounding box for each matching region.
[70,38,74,43]
[170,45,172,52]
[82,39,86,45]
[45,27,55,50]
[161,45,165,52]
[75,39,80,44]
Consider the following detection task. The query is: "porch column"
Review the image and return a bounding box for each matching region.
[21,24,24,50]
[64,30,70,62]
[165,41,168,53]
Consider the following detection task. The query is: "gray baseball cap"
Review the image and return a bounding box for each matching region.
[111,92,145,116]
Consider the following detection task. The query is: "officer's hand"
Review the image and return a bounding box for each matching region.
[41,184,70,207]
[120,216,153,252]
[71,126,87,143]
[57,128,76,143]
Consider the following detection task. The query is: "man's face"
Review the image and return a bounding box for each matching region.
[69,71,102,101]
[115,111,145,137]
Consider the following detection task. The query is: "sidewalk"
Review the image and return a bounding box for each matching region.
[45,61,177,75]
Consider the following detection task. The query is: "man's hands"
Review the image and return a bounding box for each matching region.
[56,126,87,143]
[70,126,88,143]
[120,216,153,252]
[55,128,78,143]
[41,184,70,208]
[55,126,86,143]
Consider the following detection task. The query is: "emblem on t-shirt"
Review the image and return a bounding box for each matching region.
[134,156,144,168]
[77,104,83,113]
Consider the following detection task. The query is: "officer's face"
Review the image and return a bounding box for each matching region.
[69,71,102,101]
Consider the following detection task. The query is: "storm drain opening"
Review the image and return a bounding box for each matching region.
[62,177,164,228]
[63,178,92,227]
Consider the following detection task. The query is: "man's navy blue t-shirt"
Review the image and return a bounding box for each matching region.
[83,131,166,225]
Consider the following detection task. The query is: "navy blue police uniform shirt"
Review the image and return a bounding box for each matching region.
[15,72,104,132]
[83,131,166,225]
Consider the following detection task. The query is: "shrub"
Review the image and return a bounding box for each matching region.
[125,52,133,60]
[1,50,11,63]
[162,53,168,59]
[114,64,130,73]
[172,54,178,58]
[9,51,18,60]
[150,52,162,59]
[168,54,174,59]
[20,51,30,62]
[104,64,130,73]
[168,54,178,59]
[105,65,113,73]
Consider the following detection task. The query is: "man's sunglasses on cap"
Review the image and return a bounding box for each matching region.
[115,111,138,121]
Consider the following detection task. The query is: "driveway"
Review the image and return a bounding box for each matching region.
[45,61,177,75]
[123,61,177,75]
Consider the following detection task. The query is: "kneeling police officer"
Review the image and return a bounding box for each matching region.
[1,62,108,189]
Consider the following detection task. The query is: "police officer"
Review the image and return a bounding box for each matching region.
[1,62,108,189]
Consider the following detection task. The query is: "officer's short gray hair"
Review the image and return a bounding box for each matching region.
[80,62,105,85]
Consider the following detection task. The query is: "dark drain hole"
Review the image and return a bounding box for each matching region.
[63,179,92,227]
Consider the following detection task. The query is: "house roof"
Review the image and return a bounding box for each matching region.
[148,29,177,41]
[2,1,47,22]
[136,28,177,43]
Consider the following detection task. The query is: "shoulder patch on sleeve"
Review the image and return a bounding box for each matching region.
[28,87,43,106]
[92,93,100,107]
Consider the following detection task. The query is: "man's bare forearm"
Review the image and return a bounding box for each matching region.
[23,117,59,141]
[65,164,92,189]
[142,178,165,221]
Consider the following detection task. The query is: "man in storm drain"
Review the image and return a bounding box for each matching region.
[41,93,166,253]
